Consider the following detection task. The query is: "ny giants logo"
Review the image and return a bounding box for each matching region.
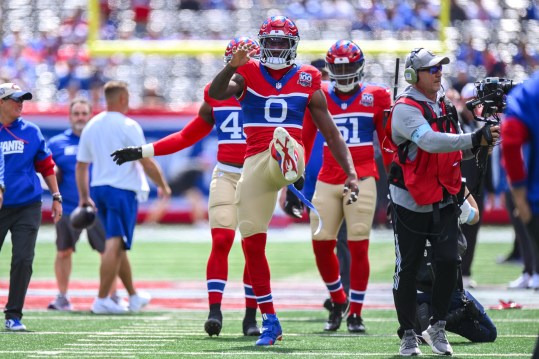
[1,140,25,154]
[297,72,312,87]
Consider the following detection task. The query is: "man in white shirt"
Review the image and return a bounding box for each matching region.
[76,80,171,314]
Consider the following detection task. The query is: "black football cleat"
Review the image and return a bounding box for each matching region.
[242,319,260,336]
[324,301,348,331]
[243,307,260,336]
[347,313,366,333]
[204,309,223,337]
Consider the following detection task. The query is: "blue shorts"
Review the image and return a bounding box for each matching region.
[91,185,138,250]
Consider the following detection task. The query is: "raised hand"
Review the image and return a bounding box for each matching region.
[228,41,258,68]
[110,146,142,165]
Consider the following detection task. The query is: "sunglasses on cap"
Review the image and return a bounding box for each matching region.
[420,64,443,74]
[4,96,25,103]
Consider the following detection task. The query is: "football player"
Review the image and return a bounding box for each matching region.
[303,40,392,334]
[208,16,359,346]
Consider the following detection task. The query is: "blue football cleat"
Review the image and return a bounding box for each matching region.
[255,313,282,346]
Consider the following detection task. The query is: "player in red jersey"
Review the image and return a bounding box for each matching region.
[208,16,359,346]
[111,37,261,337]
[303,40,392,333]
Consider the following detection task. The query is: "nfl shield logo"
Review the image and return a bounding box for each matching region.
[341,103,348,110]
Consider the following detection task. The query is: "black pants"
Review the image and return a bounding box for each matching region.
[525,214,539,270]
[391,203,459,330]
[0,202,42,320]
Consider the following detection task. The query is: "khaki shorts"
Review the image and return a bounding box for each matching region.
[208,165,242,230]
[310,177,377,241]
[237,144,305,237]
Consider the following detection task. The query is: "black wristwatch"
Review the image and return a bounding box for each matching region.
[52,194,63,203]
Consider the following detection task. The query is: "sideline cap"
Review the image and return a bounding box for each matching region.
[0,83,32,101]
[405,48,450,70]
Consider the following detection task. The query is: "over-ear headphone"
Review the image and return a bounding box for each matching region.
[404,48,424,84]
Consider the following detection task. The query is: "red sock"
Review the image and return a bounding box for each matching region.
[348,240,370,316]
[241,240,257,309]
[312,240,347,304]
[243,233,275,314]
[206,228,235,305]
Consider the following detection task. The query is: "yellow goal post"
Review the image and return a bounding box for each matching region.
[87,0,449,57]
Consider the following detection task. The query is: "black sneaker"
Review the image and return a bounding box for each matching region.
[346,314,366,333]
[324,301,348,331]
[204,309,223,337]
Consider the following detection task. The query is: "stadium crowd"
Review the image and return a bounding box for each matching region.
[1,0,538,107]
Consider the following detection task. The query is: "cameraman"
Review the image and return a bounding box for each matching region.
[399,193,497,344]
[387,48,500,356]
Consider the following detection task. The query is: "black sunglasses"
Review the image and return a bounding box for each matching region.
[4,96,25,103]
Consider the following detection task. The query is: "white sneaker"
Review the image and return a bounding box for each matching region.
[91,297,129,314]
[508,273,531,289]
[399,329,422,356]
[5,319,26,331]
[422,320,453,355]
[111,294,129,310]
[529,273,539,289]
[129,291,151,312]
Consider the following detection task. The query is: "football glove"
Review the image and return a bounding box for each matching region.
[111,146,142,165]
[284,188,304,219]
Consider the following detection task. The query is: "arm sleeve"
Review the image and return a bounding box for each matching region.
[153,115,214,156]
[393,103,474,153]
[501,116,529,187]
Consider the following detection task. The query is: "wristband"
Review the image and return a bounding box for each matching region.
[466,208,476,224]
[141,144,155,158]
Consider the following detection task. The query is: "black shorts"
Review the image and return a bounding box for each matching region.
[55,215,106,253]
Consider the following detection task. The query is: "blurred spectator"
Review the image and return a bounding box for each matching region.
[450,0,467,22]
[513,40,539,71]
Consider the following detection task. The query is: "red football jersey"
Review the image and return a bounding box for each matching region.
[236,60,321,158]
[318,81,391,184]
[204,83,246,165]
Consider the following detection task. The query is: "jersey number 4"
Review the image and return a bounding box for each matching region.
[220,111,244,139]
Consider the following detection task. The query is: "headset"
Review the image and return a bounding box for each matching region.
[404,48,424,84]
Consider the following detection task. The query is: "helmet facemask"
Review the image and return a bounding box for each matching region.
[259,35,298,70]
[327,60,365,93]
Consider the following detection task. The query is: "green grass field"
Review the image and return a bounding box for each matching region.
[0,310,536,358]
[0,224,537,358]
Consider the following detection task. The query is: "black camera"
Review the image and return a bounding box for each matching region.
[465,77,517,120]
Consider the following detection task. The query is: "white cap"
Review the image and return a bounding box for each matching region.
[0,83,32,101]
[405,48,450,71]
[461,82,477,99]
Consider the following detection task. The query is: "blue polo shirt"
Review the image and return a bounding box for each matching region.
[48,129,81,215]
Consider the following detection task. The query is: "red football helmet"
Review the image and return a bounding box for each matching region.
[258,16,300,70]
[224,36,260,63]
[325,40,365,92]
